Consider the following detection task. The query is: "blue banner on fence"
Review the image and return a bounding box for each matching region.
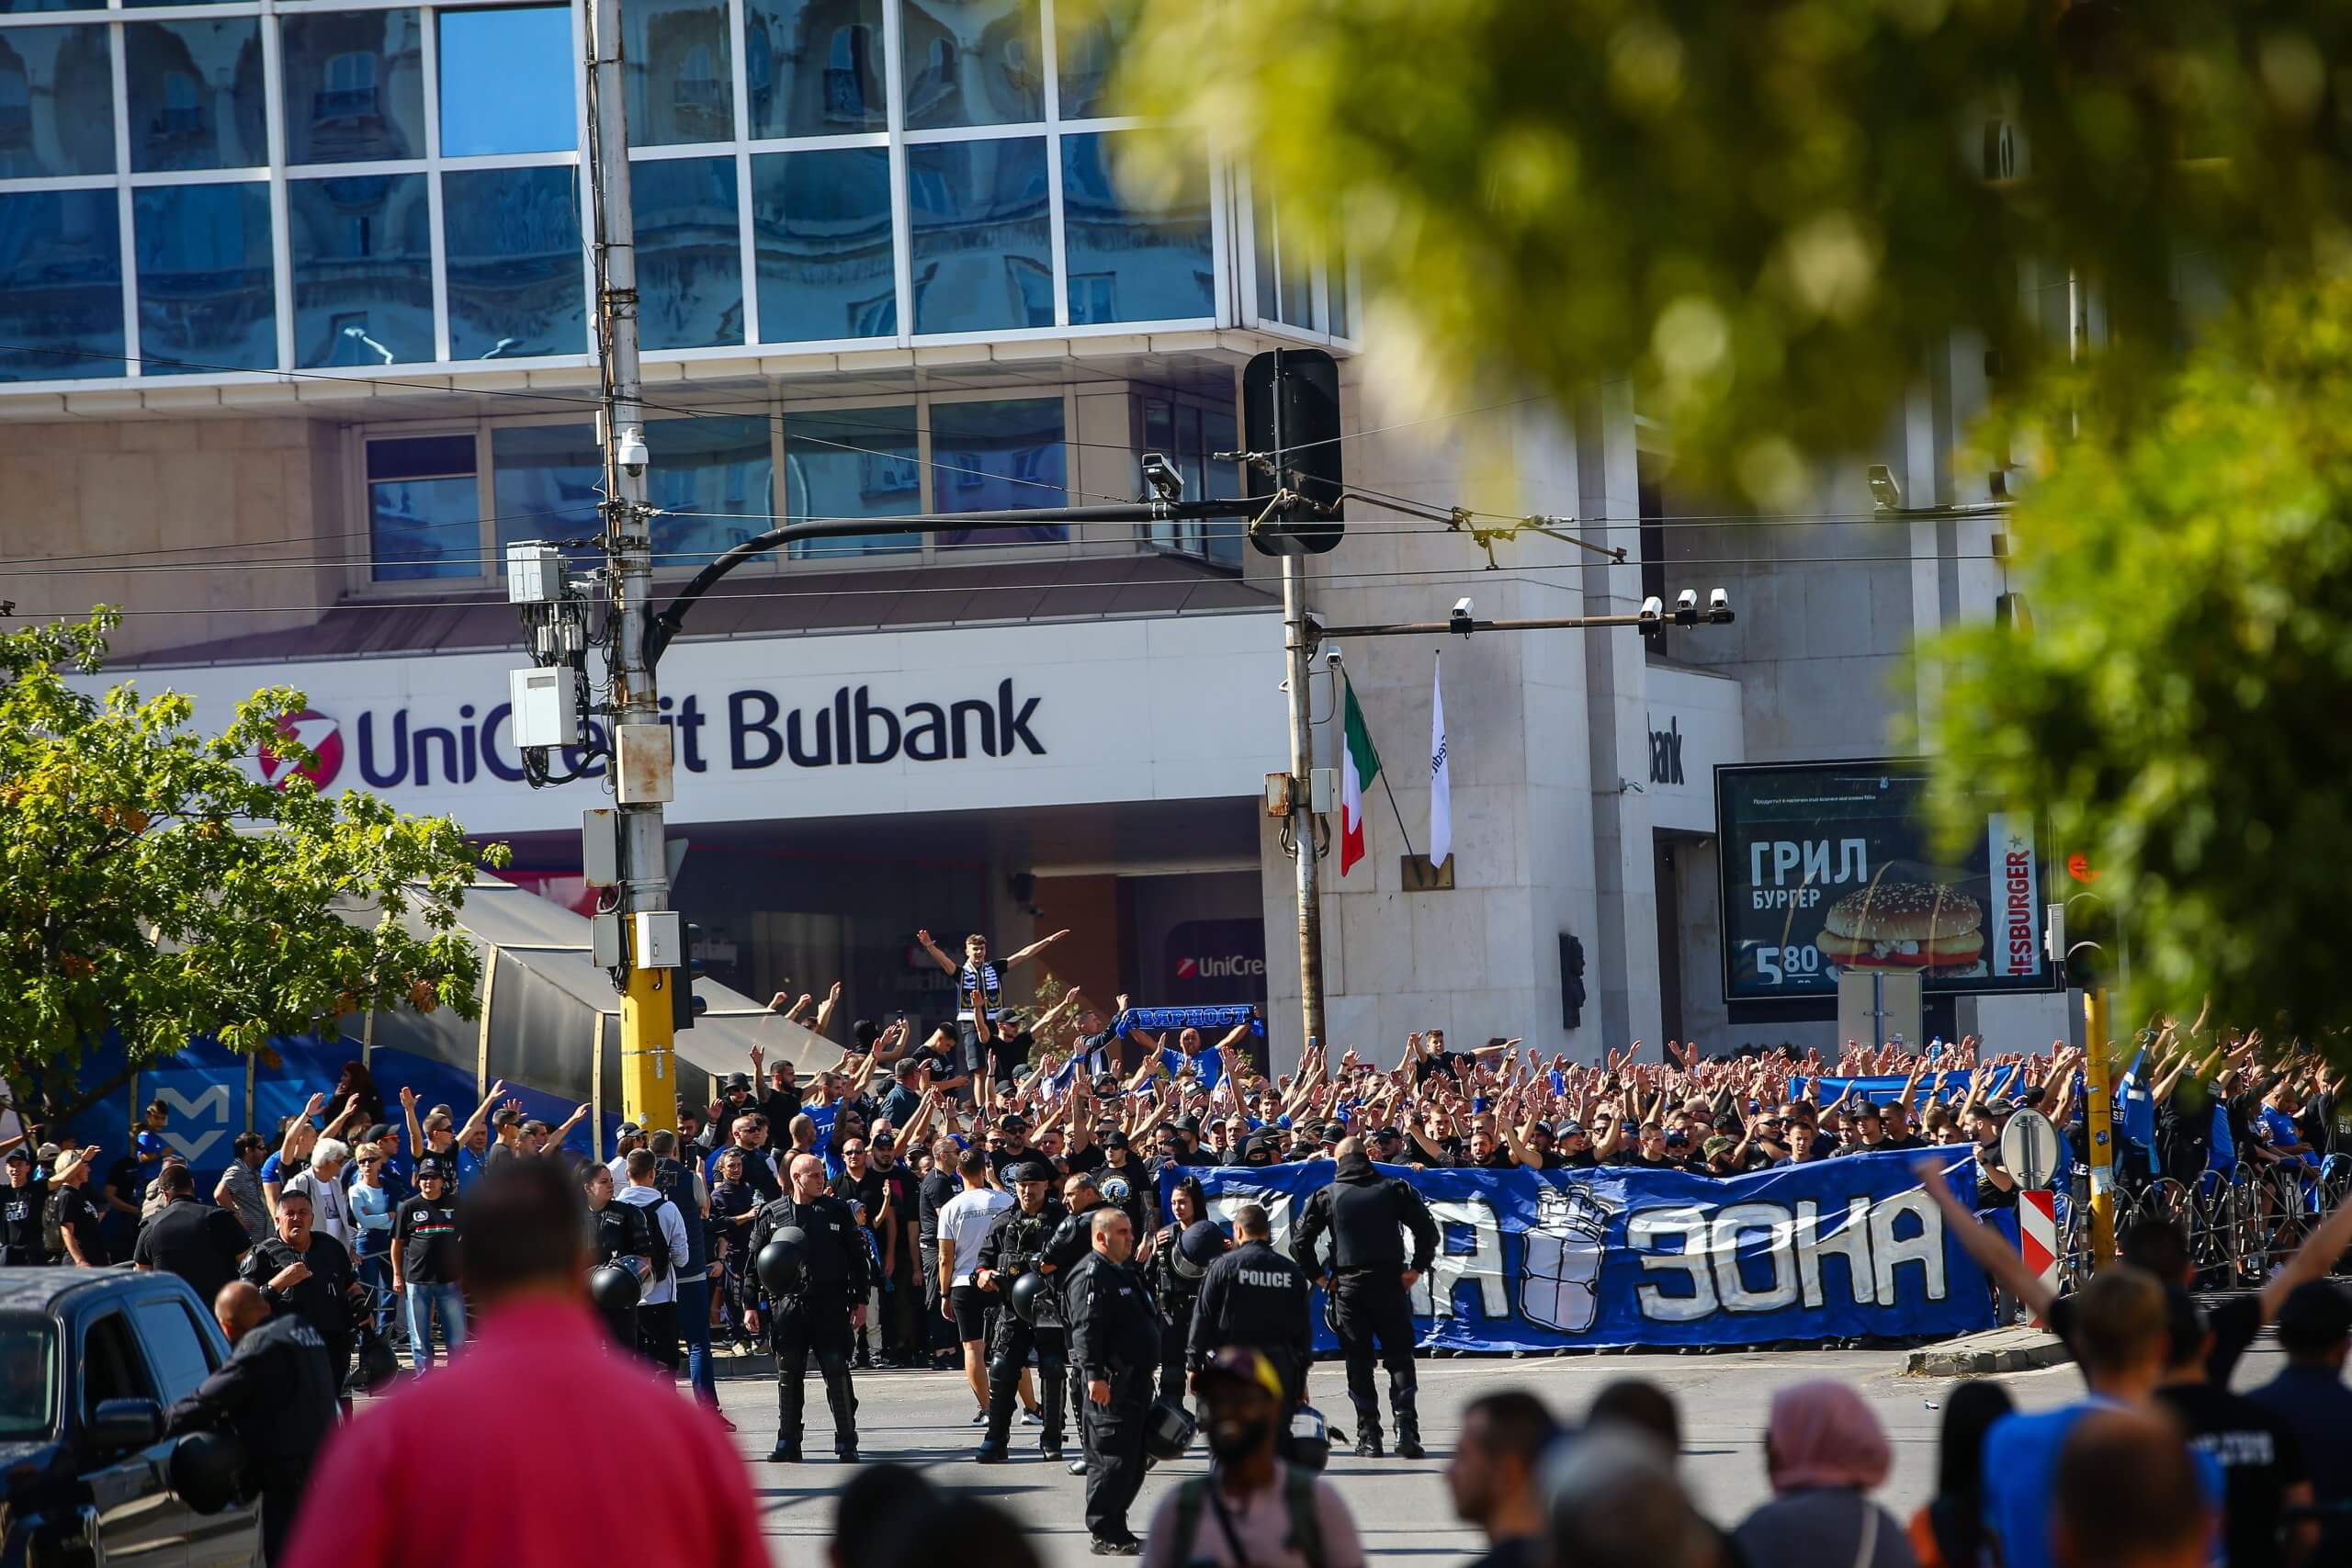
[1176,1149,1995,1353]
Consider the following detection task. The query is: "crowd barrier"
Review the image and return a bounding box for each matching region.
[1177,1150,1997,1353]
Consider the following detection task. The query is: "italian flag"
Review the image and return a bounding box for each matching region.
[1340,673,1382,876]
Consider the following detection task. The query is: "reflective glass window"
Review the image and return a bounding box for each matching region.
[0,190,121,383]
[128,1302,213,1406]
[368,434,479,581]
[290,174,433,368]
[625,0,731,147]
[442,164,586,360]
[1061,131,1212,324]
[905,137,1049,335]
[492,423,602,566]
[1054,4,1127,118]
[126,19,266,173]
[0,0,103,15]
[751,146,892,343]
[784,403,917,558]
[743,0,883,139]
[0,26,113,177]
[899,0,1040,130]
[1252,183,1315,331]
[632,154,741,349]
[437,6,574,156]
[647,415,773,566]
[280,10,425,165]
[931,397,1064,547]
[133,182,274,374]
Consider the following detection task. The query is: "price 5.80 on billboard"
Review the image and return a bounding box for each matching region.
[1714,760,2056,1002]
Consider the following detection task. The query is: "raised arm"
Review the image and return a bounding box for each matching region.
[812,980,844,1039]
[1001,928,1071,969]
[457,1079,506,1146]
[1914,1154,2057,1317]
[914,929,960,977]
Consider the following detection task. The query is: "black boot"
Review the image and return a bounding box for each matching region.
[1393,1380,1424,1459]
[767,1437,801,1462]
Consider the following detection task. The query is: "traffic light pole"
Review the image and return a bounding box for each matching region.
[586,0,676,1135]
[1282,553,1326,1058]
[2084,986,2118,1266]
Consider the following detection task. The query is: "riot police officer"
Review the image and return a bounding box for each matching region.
[1145,1177,1216,1407]
[164,1281,336,1566]
[974,1160,1071,1463]
[1189,1200,1312,1417]
[1069,1205,1161,1554]
[1294,1136,1438,1458]
[743,1152,866,1463]
[1046,1169,1104,1464]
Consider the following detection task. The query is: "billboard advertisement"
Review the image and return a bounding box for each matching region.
[1715,760,2056,1003]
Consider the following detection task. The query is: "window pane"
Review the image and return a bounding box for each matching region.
[743,0,883,139]
[492,423,602,566]
[1061,130,1212,324]
[0,1317,57,1439]
[437,6,574,155]
[443,165,586,360]
[648,414,772,566]
[905,137,1049,335]
[1252,184,1314,331]
[626,0,731,146]
[0,190,121,383]
[128,1302,213,1407]
[899,0,1040,130]
[126,19,266,172]
[931,397,1064,547]
[290,174,433,367]
[371,474,480,581]
[0,0,102,14]
[0,27,113,177]
[134,182,274,373]
[751,146,892,343]
[784,403,917,558]
[280,10,426,164]
[368,432,473,481]
[1054,4,1127,118]
[632,153,741,349]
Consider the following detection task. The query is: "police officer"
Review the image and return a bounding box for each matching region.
[1189,1200,1312,1420]
[164,1280,336,1566]
[1069,1205,1160,1555]
[743,1152,866,1463]
[1145,1177,1216,1408]
[1294,1136,1438,1459]
[974,1160,1071,1463]
[1045,1169,1104,1464]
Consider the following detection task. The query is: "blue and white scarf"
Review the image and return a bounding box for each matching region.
[956,961,1003,1021]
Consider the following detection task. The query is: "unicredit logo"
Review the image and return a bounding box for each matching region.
[1177,954,1265,980]
[258,709,345,791]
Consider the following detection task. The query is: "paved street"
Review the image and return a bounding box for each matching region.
[704,1340,2294,1565]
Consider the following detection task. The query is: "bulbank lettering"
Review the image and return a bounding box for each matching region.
[729,680,1044,771]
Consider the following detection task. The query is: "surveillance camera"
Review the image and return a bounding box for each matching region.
[1139,451,1183,503]
[1673,589,1699,626]
[1449,597,1476,635]
[1453,597,1475,617]
[1324,644,1343,667]
[1866,465,1902,510]
[1707,587,1732,623]
[616,429,650,477]
[1638,595,1663,625]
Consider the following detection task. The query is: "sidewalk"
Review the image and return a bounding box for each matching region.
[1905,1324,2070,1377]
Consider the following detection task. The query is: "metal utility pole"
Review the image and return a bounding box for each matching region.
[1281,552,1325,1055]
[586,0,678,1134]
[2083,985,2118,1266]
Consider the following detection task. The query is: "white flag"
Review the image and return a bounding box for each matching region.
[1430,652,1453,868]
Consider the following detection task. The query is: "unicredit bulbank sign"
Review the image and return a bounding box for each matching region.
[95,613,1285,835]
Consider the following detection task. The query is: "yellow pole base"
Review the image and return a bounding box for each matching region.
[620,965,678,1135]
[2084,986,2118,1268]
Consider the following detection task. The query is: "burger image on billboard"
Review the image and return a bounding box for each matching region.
[1814,881,1986,978]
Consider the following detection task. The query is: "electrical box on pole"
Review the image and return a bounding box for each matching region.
[1243,348,1345,555]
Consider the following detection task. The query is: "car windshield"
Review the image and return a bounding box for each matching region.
[0,1315,57,1438]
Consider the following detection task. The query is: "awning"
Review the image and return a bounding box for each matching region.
[354,874,833,1114]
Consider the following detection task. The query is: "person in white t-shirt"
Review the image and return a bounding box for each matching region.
[935,1145,1014,1417]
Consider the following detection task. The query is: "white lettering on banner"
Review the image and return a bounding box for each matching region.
[1795,1197,1879,1307]
[1771,841,1801,884]
[1867,1190,1948,1301]
[1986,812,2041,977]
[156,1084,230,1165]
[1709,1202,1802,1313]
[1751,888,1824,910]
[1629,1207,1718,1322]
[1838,839,1870,882]
[1630,1194,1948,1323]
[1408,1199,1508,1320]
[1206,1192,1294,1258]
[1747,839,1871,887]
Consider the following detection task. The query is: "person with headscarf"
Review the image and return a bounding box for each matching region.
[1733,1381,1918,1568]
[1908,1381,2014,1568]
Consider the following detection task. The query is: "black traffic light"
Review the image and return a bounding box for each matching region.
[672,922,709,1032]
[1242,347,1345,555]
[2060,891,2114,989]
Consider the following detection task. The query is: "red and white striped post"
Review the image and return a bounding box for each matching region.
[2018,1190,2061,1323]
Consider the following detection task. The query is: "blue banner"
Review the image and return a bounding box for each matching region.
[1176,1148,1995,1353]
[1116,1006,1262,1037]
[1789,1066,2025,1106]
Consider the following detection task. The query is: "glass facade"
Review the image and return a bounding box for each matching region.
[932,396,1065,546]
[0,189,119,381]
[0,0,1358,390]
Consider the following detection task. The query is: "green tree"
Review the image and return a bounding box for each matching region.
[0,610,510,1111]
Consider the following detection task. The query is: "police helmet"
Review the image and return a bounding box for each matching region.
[1171,1220,1227,1280]
[589,1260,640,1313]
[1100,1174,1132,1205]
[1007,1269,1053,1325]
[756,1226,809,1296]
[345,1325,401,1396]
[167,1428,249,1514]
[1143,1400,1197,1466]
[1287,1405,1331,1472]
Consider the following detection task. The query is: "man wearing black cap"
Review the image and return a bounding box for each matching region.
[707,1105,782,1203]
[0,1145,44,1264]
[986,1114,1036,1188]
[1140,1345,1366,1568]
[605,1122,646,1184]
[1295,1137,1439,1459]
[391,1157,464,1371]
[973,1160,1071,1463]
[744,1153,865,1463]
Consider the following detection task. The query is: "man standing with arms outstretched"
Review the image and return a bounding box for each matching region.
[915,926,1069,1092]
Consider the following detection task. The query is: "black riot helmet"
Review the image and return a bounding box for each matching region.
[1007,1268,1053,1325]
[589,1261,640,1313]
[756,1225,809,1296]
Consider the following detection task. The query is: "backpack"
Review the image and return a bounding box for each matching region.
[40,1190,65,1262]
[619,1194,674,1283]
[1166,1467,1326,1568]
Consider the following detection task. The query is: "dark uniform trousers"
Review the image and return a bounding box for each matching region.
[986,1310,1068,1450]
[771,1292,858,1453]
[1156,1283,1199,1404]
[1084,1365,1155,1543]
[1331,1267,1419,1443]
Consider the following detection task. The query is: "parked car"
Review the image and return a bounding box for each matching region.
[0,1268,260,1567]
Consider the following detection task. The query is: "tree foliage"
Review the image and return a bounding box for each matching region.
[0,611,510,1084]
[1926,278,2352,1043]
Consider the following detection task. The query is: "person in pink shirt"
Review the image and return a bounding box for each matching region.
[281,1158,766,1568]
